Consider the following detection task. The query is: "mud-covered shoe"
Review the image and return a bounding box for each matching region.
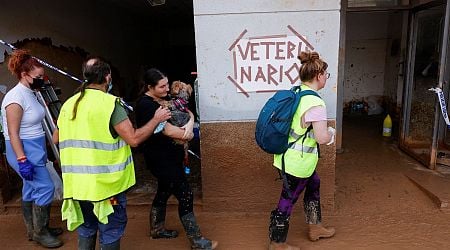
[151,228,179,239]
[308,224,335,241]
[269,241,300,250]
[150,206,178,239]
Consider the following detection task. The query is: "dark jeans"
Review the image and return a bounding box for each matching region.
[152,176,193,218]
[77,192,127,245]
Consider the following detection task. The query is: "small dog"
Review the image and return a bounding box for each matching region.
[158,80,193,127]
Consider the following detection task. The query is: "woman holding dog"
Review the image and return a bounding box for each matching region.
[135,68,218,250]
[268,51,336,250]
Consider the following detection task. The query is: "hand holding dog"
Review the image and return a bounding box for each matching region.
[154,106,171,123]
[182,121,194,141]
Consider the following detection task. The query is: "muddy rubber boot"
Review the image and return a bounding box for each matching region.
[99,239,120,250]
[32,204,63,248]
[22,201,34,241]
[46,205,63,237]
[268,210,300,250]
[308,224,335,241]
[304,200,335,241]
[181,212,218,250]
[150,206,178,239]
[78,235,96,250]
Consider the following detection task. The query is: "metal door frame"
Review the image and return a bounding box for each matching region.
[400,0,450,169]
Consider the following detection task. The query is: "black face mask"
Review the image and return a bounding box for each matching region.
[30,78,45,90]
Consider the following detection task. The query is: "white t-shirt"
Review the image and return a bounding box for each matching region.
[1,83,45,140]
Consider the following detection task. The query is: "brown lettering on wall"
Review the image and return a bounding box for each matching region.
[279,65,284,83]
[240,66,252,83]
[250,42,260,61]
[287,41,296,59]
[267,64,279,85]
[297,42,303,57]
[228,26,315,95]
[285,63,300,84]
[237,42,251,60]
[255,66,266,82]
[260,41,275,59]
[275,42,286,60]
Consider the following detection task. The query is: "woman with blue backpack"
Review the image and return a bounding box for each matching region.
[268,51,336,250]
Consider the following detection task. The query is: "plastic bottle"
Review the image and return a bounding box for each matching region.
[383,114,392,137]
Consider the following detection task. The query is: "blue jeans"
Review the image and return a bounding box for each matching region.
[5,136,54,206]
[77,192,128,245]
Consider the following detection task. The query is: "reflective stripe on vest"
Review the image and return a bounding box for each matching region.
[58,89,135,201]
[273,85,325,178]
[61,154,133,174]
[59,139,128,151]
[290,142,318,154]
[289,129,318,154]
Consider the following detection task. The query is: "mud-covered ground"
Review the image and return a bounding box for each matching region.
[1,115,450,249]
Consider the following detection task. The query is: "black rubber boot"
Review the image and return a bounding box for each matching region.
[46,205,63,237]
[268,209,299,250]
[180,212,218,250]
[32,204,63,248]
[99,239,120,250]
[22,201,34,241]
[269,209,290,243]
[78,235,97,250]
[150,206,178,239]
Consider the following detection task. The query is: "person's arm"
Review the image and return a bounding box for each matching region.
[114,106,171,147]
[5,103,25,158]
[162,122,191,141]
[52,129,59,144]
[163,110,195,141]
[311,120,332,145]
[181,110,194,139]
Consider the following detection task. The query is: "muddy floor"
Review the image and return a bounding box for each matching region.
[2,115,450,249]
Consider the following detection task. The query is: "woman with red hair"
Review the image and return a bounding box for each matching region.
[1,49,63,248]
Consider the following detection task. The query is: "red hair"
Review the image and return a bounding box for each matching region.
[7,49,43,80]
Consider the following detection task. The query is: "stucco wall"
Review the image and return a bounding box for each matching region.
[194,0,340,212]
[194,0,340,121]
[201,121,336,213]
[344,12,390,103]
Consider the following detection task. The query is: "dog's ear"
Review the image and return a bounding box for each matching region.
[171,81,181,95]
[185,84,193,96]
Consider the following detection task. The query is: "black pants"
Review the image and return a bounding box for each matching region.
[152,176,193,218]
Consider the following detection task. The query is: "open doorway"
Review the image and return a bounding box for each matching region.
[340,0,450,172]
[342,7,409,148]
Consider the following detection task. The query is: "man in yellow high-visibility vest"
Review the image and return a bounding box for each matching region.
[54,57,171,249]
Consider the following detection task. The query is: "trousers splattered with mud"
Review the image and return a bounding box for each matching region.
[152,176,193,218]
[277,171,322,224]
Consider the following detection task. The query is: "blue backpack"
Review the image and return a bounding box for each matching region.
[255,86,320,154]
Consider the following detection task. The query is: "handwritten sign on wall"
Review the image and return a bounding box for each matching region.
[228,25,314,97]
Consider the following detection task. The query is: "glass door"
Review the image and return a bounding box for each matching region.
[400,2,449,169]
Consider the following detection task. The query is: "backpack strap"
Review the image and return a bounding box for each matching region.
[280,125,313,199]
[278,86,321,199]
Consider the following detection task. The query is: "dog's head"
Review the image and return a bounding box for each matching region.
[171,81,193,101]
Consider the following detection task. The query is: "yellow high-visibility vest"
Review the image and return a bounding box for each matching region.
[273,85,326,178]
[58,89,135,201]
